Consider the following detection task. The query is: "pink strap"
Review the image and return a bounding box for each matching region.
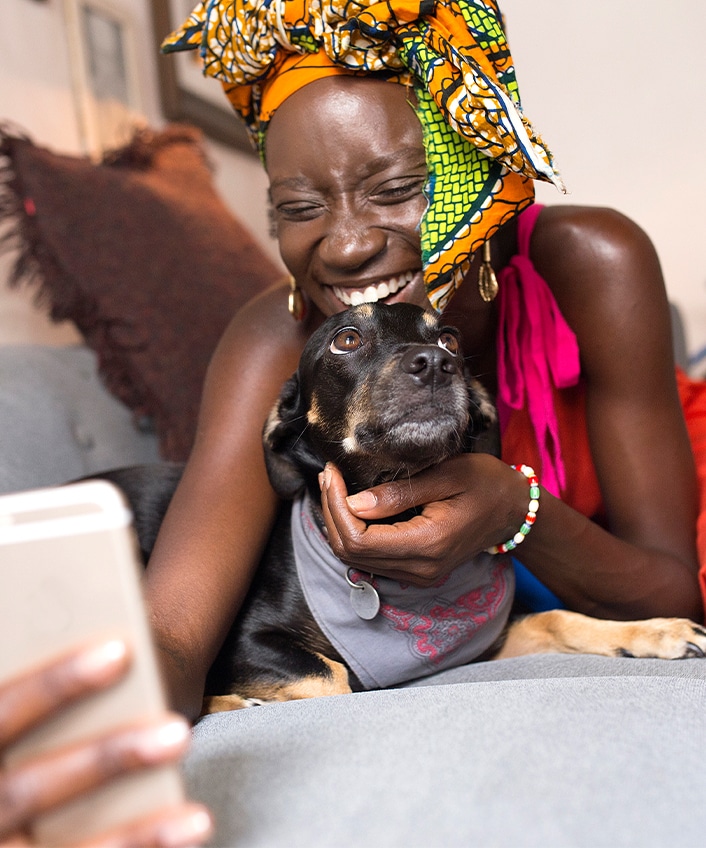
[496,206,581,497]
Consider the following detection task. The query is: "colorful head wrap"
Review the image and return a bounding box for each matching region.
[163,0,563,311]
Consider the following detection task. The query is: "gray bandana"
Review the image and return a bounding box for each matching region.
[291,492,515,690]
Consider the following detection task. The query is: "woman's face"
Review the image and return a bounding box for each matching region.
[265,76,430,318]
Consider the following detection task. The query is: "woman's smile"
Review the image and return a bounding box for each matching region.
[331,270,421,307]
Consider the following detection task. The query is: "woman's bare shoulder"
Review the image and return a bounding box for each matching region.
[531,205,662,291]
[531,204,667,324]
[210,281,315,377]
[530,204,672,386]
[219,281,302,347]
[534,202,657,259]
[194,281,313,444]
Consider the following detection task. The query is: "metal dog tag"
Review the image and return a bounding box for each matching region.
[346,569,380,620]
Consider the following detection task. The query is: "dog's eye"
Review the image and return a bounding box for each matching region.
[330,328,363,354]
[438,332,460,356]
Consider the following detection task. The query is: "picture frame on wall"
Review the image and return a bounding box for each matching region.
[151,0,254,154]
[64,0,144,155]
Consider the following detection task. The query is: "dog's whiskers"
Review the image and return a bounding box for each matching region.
[289,421,312,449]
[388,464,409,483]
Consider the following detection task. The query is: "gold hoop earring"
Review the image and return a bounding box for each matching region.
[287,275,306,321]
[478,240,498,303]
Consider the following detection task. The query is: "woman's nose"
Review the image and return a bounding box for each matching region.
[318,209,387,271]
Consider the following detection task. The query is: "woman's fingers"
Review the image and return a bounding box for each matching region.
[0,644,212,846]
[319,456,514,584]
[79,803,213,848]
[0,715,190,839]
[0,640,130,749]
[320,464,460,583]
[344,466,460,521]
[319,464,372,550]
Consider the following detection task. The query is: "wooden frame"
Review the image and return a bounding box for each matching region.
[151,0,254,154]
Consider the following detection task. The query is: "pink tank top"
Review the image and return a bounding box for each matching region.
[496,204,581,497]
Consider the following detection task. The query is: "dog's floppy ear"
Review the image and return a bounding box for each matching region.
[262,374,324,500]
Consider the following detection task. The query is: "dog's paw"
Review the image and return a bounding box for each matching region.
[201,694,254,714]
[615,618,706,659]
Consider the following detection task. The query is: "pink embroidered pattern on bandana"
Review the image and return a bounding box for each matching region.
[378,561,510,664]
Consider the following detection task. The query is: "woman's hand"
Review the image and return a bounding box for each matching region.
[0,639,212,847]
[319,454,526,586]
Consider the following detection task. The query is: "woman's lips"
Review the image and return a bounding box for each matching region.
[332,270,416,306]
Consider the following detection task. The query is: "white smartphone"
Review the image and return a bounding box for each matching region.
[0,479,185,846]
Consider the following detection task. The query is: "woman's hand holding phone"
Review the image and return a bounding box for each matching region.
[0,638,212,847]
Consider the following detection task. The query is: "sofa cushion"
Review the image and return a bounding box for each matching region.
[0,126,282,460]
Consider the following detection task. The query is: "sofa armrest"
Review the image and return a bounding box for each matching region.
[186,654,706,846]
[0,344,160,494]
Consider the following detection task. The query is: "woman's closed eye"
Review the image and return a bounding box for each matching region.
[274,200,326,222]
[370,176,426,205]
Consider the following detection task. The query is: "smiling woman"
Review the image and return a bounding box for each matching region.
[141,0,706,728]
[162,0,556,311]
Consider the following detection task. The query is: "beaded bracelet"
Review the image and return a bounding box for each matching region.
[486,464,540,555]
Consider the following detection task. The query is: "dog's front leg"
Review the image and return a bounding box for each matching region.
[492,609,706,660]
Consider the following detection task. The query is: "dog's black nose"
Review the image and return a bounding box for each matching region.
[399,345,458,388]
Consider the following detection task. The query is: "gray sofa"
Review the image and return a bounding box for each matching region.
[3,342,706,847]
[190,656,706,847]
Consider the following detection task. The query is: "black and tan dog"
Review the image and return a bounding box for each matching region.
[102,303,706,712]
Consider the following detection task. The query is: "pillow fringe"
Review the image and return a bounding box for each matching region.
[0,128,83,323]
[101,123,209,170]
[0,127,158,428]
[0,127,45,293]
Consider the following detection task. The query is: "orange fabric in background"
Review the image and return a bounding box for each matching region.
[677,369,706,620]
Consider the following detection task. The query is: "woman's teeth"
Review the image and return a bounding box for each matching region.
[333,271,414,306]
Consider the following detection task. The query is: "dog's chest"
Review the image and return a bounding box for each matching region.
[291,493,515,689]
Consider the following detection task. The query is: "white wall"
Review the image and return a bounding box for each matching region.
[502,0,706,359]
[1,0,705,357]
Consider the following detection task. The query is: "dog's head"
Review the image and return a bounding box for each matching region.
[263,303,498,499]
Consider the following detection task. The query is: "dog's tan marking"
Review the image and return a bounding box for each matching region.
[422,311,438,328]
[492,610,706,660]
[201,694,253,713]
[201,655,352,714]
[467,376,497,425]
[307,395,322,425]
[263,406,281,443]
[340,380,375,452]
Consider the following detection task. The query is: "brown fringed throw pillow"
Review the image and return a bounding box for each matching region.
[0,125,281,460]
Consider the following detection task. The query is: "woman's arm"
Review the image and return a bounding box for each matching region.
[143,283,311,718]
[320,206,703,622]
[526,205,700,619]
